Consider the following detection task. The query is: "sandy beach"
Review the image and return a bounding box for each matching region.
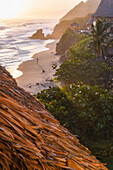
[16,40,60,95]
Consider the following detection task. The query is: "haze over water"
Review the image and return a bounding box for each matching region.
[0,19,56,78]
[0,0,86,78]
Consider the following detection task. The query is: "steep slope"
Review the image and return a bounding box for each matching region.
[56,28,77,55]
[50,0,101,39]
[0,66,107,170]
[60,0,101,22]
[51,14,91,39]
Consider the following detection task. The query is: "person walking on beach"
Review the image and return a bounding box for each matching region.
[36,57,45,73]
[37,58,39,63]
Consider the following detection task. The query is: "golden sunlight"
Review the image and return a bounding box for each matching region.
[0,0,27,19]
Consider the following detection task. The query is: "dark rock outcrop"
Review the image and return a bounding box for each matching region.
[0,65,107,169]
[56,28,77,56]
[29,29,46,40]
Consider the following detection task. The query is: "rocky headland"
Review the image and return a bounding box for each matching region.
[28,0,101,40]
[56,29,77,55]
[29,29,46,40]
[50,0,101,39]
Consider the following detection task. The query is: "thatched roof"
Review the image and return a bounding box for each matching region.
[71,22,79,27]
[0,66,107,170]
[93,0,113,18]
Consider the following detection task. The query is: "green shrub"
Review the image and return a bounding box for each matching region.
[37,86,113,140]
[56,29,88,56]
[36,87,74,126]
[102,157,113,169]
[37,86,113,160]
[63,84,113,140]
[55,38,113,89]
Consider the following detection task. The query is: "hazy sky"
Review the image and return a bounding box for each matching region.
[0,0,87,19]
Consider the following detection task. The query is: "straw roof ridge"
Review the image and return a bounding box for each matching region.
[93,0,113,18]
[0,65,107,169]
[71,22,79,27]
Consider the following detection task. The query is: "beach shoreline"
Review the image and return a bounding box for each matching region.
[16,40,60,95]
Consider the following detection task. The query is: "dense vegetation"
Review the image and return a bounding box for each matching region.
[55,37,113,89]
[91,18,113,59]
[56,28,88,62]
[37,87,73,125]
[37,86,113,140]
[37,86,113,160]
[37,19,113,168]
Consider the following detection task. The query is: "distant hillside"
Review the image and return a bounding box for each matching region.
[51,14,91,39]
[50,0,101,39]
[60,0,101,22]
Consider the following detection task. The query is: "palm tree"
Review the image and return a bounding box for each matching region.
[91,18,113,60]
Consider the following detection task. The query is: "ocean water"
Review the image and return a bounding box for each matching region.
[0,19,56,78]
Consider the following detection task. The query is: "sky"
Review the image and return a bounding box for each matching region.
[0,0,87,20]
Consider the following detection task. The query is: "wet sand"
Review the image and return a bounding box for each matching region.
[16,40,60,95]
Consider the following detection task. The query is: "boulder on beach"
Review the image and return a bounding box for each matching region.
[29,29,46,40]
[46,33,52,39]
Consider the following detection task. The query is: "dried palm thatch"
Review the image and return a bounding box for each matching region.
[71,22,79,27]
[93,0,113,18]
[0,66,107,170]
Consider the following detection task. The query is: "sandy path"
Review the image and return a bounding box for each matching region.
[16,40,60,95]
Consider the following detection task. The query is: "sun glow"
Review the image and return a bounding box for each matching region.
[0,0,88,19]
[0,0,28,19]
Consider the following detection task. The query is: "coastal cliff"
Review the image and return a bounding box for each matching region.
[56,28,77,62]
[28,0,101,40]
[51,0,101,39]
[60,0,101,22]
[0,65,107,169]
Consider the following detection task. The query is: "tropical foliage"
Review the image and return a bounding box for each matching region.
[91,18,113,59]
[56,28,88,56]
[63,84,113,139]
[37,86,113,140]
[38,19,113,162]
[55,37,113,89]
[37,87,73,125]
[37,86,113,159]
[102,157,113,169]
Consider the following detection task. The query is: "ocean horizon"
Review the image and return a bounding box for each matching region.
[0,19,56,78]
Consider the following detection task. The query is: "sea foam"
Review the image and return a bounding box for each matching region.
[0,19,56,78]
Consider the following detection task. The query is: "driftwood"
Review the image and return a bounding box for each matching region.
[0,66,107,169]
